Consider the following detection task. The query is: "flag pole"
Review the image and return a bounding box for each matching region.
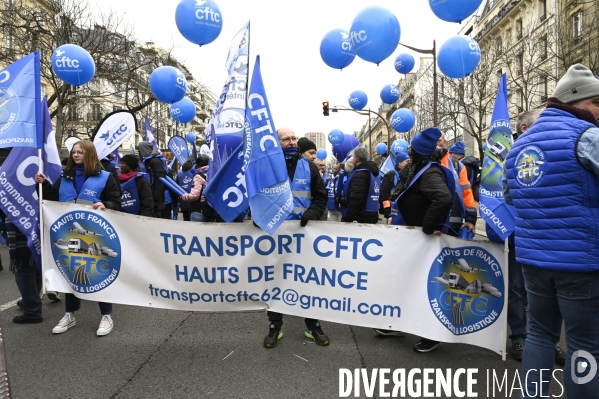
[38,148,46,296]
[501,237,509,361]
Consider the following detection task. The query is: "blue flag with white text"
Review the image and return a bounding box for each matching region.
[480,73,515,240]
[379,155,394,175]
[144,116,160,152]
[0,96,61,270]
[0,52,41,148]
[245,56,292,234]
[203,141,248,222]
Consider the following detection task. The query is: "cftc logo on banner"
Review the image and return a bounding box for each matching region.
[0,87,19,137]
[50,210,121,293]
[427,247,504,335]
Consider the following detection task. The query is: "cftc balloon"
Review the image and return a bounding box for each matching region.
[348,90,368,111]
[390,108,416,132]
[380,84,401,104]
[170,97,196,124]
[394,53,415,74]
[332,134,360,162]
[438,35,481,79]
[429,0,483,23]
[349,6,400,65]
[186,132,196,144]
[175,0,223,46]
[320,28,356,70]
[316,149,327,160]
[51,44,95,86]
[328,129,345,146]
[391,139,409,156]
[376,143,387,155]
[149,66,187,104]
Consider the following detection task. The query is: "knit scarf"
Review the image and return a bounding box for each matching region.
[118,171,138,183]
[390,153,439,201]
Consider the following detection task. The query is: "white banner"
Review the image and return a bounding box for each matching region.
[43,202,507,354]
[92,111,137,160]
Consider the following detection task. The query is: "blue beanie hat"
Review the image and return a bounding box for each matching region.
[411,127,442,155]
[395,151,410,163]
[449,141,465,155]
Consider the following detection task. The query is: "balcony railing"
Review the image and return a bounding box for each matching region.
[474,0,521,42]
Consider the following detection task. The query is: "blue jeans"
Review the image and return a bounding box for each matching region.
[521,264,599,398]
[65,293,112,315]
[14,259,42,319]
[190,211,208,222]
[508,245,527,343]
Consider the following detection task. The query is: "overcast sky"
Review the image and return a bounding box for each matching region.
[92,0,465,150]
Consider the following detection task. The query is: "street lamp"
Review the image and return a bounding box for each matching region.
[330,105,392,158]
[398,41,438,127]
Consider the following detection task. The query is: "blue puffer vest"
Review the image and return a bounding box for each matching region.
[59,171,110,204]
[505,108,599,272]
[287,157,312,220]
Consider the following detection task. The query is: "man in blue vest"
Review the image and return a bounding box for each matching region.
[263,127,328,349]
[505,64,599,398]
[344,147,381,224]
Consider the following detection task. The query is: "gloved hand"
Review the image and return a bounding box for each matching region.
[300,215,309,227]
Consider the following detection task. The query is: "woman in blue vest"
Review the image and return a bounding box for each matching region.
[177,161,195,221]
[35,140,121,337]
[387,127,454,353]
[380,151,410,219]
[118,155,154,217]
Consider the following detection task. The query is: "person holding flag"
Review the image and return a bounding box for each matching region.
[181,155,212,223]
[262,127,328,348]
[326,164,342,222]
[35,140,121,336]
[177,160,196,221]
[343,147,380,224]
[139,141,167,218]
[504,64,599,397]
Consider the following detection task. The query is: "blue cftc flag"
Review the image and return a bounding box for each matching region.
[0,96,62,271]
[0,52,41,148]
[379,154,394,175]
[245,56,292,234]
[480,73,515,240]
[144,116,160,152]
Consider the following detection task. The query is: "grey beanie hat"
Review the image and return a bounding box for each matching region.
[552,64,599,103]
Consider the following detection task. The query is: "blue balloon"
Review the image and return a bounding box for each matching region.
[391,139,410,156]
[429,0,483,23]
[186,132,196,144]
[51,44,95,86]
[175,0,223,46]
[390,109,416,133]
[170,97,196,124]
[348,90,368,111]
[149,66,187,104]
[380,84,401,104]
[316,149,327,160]
[320,29,356,70]
[332,134,360,162]
[394,53,415,74]
[349,6,400,64]
[376,143,387,155]
[328,129,345,146]
[438,35,481,79]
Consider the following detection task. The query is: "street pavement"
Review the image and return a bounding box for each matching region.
[0,240,568,399]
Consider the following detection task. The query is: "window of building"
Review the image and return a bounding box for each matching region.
[540,36,548,60]
[4,27,13,51]
[539,0,547,21]
[497,69,502,86]
[89,81,101,96]
[90,104,102,121]
[517,53,524,76]
[495,37,502,55]
[66,105,78,121]
[517,89,524,112]
[35,9,45,27]
[540,75,548,102]
[516,19,523,40]
[573,11,583,40]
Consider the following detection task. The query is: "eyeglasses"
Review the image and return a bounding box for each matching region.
[72,151,84,155]
[280,137,298,143]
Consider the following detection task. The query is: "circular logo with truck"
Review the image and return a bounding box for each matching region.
[0,87,20,137]
[427,246,504,335]
[514,145,546,187]
[50,210,121,293]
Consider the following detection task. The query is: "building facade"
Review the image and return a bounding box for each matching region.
[303,132,326,150]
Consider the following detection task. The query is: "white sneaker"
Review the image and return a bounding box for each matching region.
[53,313,76,334]
[97,315,113,336]
[47,291,61,302]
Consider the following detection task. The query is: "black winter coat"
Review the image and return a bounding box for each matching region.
[396,165,453,234]
[379,169,396,218]
[100,159,121,195]
[40,165,122,211]
[144,156,167,210]
[286,155,327,221]
[345,160,380,224]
